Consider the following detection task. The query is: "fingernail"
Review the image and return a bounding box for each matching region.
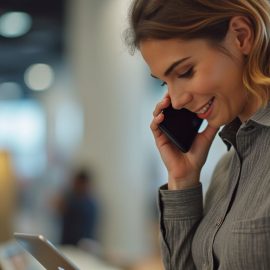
[157,113,163,120]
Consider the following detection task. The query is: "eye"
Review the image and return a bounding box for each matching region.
[160,81,167,87]
[178,67,194,78]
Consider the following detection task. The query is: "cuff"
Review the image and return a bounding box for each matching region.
[158,183,203,219]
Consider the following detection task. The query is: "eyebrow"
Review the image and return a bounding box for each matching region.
[151,57,191,79]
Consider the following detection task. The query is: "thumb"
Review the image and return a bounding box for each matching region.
[201,125,219,144]
[192,124,219,155]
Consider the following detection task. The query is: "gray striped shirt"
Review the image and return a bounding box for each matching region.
[159,102,270,270]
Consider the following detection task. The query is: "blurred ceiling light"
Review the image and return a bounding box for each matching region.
[24,63,55,91]
[0,82,23,99]
[0,11,32,38]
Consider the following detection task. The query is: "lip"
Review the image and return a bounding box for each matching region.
[197,97,215,119]
[194,97,215,114]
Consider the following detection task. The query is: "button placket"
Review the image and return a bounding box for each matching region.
[203,262,210,270]
[215,217,224,228]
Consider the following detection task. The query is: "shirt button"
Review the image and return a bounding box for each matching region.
[203,262,210,270]
[245,125,255,131]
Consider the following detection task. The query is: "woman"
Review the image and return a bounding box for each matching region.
[125,1,270,269]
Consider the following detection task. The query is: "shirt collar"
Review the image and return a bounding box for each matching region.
[219,118,241,151]
[218,102,270,150]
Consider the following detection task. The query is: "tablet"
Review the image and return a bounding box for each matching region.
[14,233,80,270]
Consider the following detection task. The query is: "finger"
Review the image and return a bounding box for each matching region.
[150,115,167,147]
[150,113,164,133]
[153,97,170,117]
[193,125,219,155]
[163,91,170,99]
[188,125,219,163]
[150,114,165,142]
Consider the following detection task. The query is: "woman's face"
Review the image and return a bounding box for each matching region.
[140,37,259,128]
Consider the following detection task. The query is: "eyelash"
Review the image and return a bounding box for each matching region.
[160,81,167,86]
[178,67,194,78]
[160,67,194,86]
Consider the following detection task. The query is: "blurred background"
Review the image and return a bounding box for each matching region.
[0,0,227,269]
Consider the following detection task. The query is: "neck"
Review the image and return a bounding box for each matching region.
[238,95,262,123]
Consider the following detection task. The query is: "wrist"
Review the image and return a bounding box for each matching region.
[168,176,200,190]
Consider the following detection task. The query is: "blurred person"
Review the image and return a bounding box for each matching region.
[125,0,270,269]
[55,168,99,246]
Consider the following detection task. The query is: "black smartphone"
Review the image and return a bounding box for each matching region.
[159,105,203,153]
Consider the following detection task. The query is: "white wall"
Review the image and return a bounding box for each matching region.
[65,0,153,263]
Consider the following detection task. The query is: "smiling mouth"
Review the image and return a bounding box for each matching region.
[195,97,215,114]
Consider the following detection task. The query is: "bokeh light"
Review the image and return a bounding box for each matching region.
[24,63,55,91]
[0,11,32,38]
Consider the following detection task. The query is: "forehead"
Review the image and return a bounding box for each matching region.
[139,38,211,74]
[140,38,185,58]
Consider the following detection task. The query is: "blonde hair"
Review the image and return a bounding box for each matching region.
[125,0,270,106]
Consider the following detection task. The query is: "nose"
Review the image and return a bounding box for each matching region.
[170,92,193,110]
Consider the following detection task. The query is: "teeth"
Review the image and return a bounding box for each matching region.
[196,98,214,114]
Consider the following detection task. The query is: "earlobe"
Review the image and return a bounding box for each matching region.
[230,16,253,55]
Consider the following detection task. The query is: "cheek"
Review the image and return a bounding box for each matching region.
[192,62,230,94]
[199,55,243,92]
[195,66,243,97]
[192,75,219,95]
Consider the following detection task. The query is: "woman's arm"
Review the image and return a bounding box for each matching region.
[158,184,203,270]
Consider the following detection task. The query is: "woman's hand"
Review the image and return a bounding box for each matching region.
[150,94,218,190]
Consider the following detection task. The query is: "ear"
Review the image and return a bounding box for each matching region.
[228,16,253,55]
